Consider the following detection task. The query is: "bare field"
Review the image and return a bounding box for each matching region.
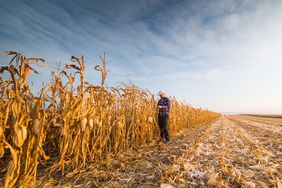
[36,115,282,187]
[241,114,282,119]
[237,115,282,126]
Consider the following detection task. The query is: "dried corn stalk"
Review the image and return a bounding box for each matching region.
[0,51,220,187]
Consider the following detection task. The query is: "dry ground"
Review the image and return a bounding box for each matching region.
[23,116,282,187]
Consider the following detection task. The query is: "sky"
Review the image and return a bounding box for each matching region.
[0,0,282,114]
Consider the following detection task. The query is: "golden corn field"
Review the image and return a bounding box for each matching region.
[0,51,220,187]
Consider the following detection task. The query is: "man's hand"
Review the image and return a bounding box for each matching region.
[158,105,166,109]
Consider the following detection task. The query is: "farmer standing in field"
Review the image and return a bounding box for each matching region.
[157,91,170,143]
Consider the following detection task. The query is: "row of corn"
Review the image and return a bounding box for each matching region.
[0,51,220,187]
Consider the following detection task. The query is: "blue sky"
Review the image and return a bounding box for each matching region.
[1,0,282,113]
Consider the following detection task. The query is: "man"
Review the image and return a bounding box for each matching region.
[157,91,170,143]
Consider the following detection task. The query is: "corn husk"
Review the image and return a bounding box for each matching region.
[117,120,123,129]
[0,142,4,158]
[0,125,4,139]
[32,118,43,137]
[81,118,87,132]
[13,125,27,147]
[148,117,153,124]
[88,118,94,130]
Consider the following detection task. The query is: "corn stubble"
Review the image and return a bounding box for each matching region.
[0,51,219,187]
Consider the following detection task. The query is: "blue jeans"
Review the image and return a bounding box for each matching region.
[158,115,170,141]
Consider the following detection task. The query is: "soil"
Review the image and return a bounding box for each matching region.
[33,116,282,187]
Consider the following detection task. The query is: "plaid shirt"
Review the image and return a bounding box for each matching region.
[158,97,170,116]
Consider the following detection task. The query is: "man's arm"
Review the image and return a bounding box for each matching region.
[158,98,170,109]
[157,99,165,109]
[167,98,170,112]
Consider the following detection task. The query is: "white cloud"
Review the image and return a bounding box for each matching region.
[1,0,282,113]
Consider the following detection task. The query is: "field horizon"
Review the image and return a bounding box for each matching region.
[1,0,282,187]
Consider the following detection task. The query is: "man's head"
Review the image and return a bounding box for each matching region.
[158,91,165,98]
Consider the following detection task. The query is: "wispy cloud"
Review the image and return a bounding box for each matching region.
[1,0,282,113]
